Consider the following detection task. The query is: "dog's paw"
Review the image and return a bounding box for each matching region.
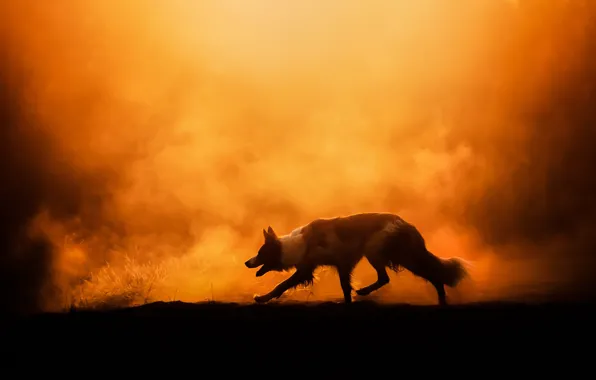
[355,288,371,296]
[254,294,269,303]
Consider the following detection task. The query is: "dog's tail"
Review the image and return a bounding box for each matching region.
[382,220,471,287]
[432,254,471,288]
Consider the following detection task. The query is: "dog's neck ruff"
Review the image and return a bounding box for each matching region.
[279,227,306,268]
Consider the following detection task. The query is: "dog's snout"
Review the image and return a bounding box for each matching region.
[245,257,259,268]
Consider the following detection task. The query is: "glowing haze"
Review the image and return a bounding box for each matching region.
[1,0,595,313]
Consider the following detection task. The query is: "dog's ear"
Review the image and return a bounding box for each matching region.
[263,226,278,242]
[267,226,277,239]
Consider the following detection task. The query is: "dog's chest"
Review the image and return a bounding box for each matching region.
[280,236,307,267]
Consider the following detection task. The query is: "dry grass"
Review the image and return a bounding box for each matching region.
[64,241,243,311]
[69,255,167,310]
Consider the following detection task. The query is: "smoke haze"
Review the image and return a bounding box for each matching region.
[1,0,595,313]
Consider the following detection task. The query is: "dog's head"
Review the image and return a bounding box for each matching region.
[245,226,283,277]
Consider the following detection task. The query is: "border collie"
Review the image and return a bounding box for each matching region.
[245,212,469,305]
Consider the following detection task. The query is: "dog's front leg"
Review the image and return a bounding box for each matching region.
[254,268,313,303]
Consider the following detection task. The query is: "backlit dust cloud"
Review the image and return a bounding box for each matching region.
[1,0,595,314]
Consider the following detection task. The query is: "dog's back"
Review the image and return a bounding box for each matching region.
[308,212,402,240]
[297,212,408,268]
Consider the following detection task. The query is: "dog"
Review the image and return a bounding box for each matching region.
[245,212,469,305]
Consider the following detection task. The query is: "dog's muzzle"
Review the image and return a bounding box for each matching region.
[245,257,260,269]
[245,256,272,277]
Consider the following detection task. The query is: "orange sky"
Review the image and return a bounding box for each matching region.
[2,0,595,311]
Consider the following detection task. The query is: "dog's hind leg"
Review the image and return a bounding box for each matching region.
[355,256,390,296]
[254,266,314,303]
[432,281,447,306]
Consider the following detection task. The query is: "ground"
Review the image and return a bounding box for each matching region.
[3,300,595,364]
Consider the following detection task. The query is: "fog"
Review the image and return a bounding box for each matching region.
[1,0,595,313]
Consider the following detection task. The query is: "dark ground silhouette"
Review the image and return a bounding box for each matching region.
[3,300,595,363]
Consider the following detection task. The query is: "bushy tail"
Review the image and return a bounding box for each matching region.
[437,256,471,288]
